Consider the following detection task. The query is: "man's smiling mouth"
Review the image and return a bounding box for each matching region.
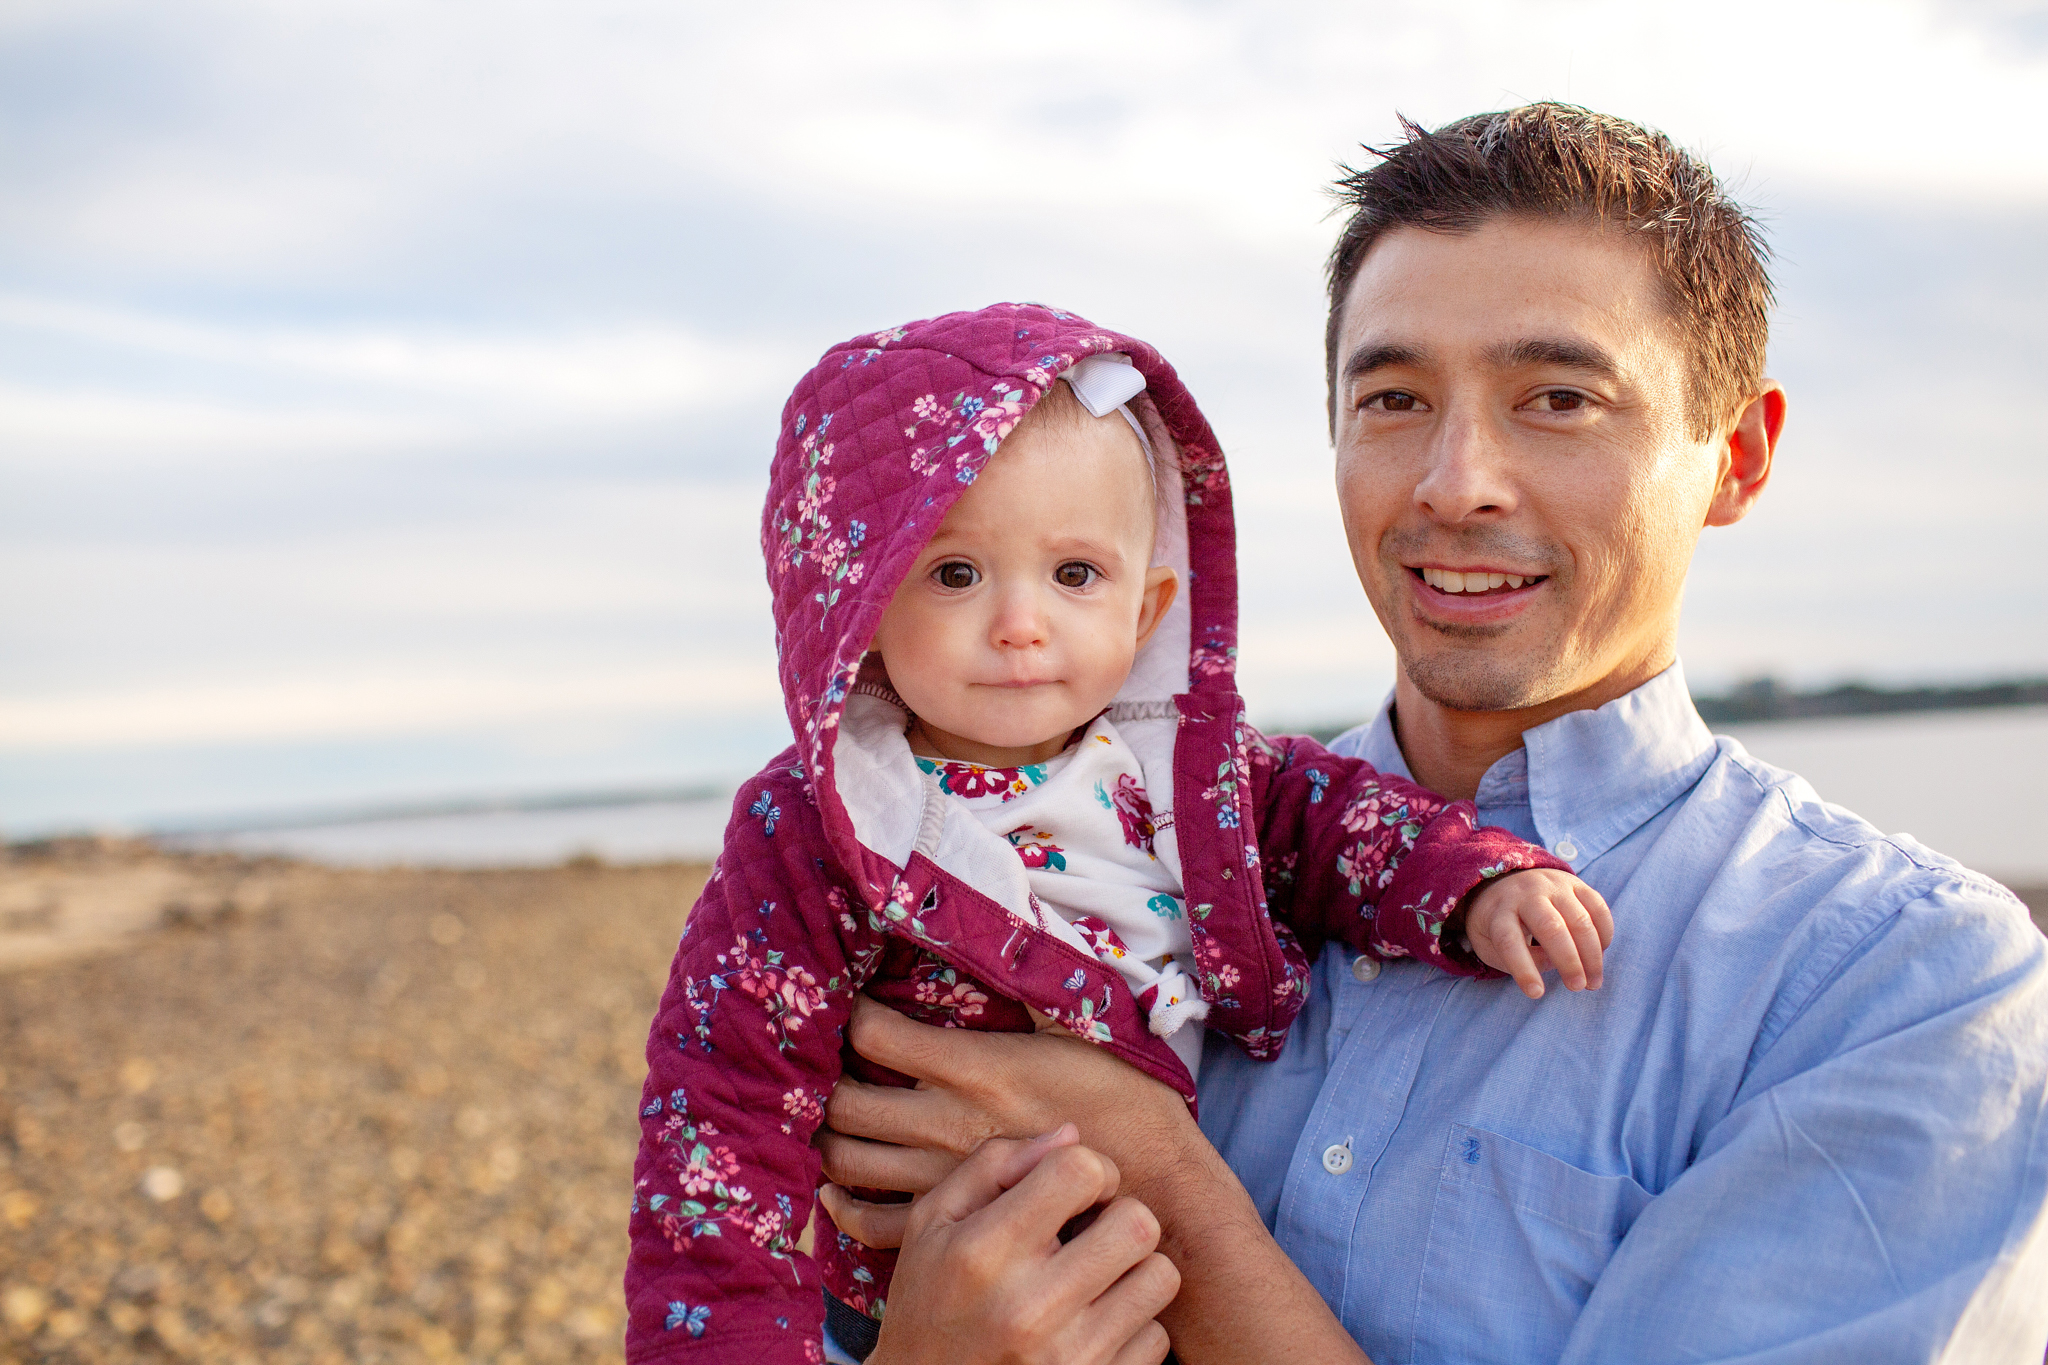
[1413,566,1548,595]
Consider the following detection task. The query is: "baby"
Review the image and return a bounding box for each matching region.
[625,304,1610,1365]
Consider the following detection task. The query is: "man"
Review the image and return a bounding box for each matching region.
[816,105,2048,1363]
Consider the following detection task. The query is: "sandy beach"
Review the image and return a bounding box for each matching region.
[1,844,706,1363]
[2,843,2043,1363]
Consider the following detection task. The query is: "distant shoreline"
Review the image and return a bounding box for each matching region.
[1689,677,2048,725]
[1287,677,2048,744]
[138,782,736,838]
[7,679,2044,850]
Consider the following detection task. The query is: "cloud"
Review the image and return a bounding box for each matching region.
[0,295,793,473]
[6,1,2045,284]
[1,0,2043,829]
[0,378,453,463]
[0,295,786,410]
[0,660,779,750]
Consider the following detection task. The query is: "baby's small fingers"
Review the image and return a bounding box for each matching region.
[1478,915,1545,999]
[1581,884,1616,948]
[1526,900,1590,992]
[1559,890,1607,990]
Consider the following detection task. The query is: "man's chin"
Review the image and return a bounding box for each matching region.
[1401,651,1567,714]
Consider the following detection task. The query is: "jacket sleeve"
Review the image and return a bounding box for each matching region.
[1246,728,1569,976]
[624,776,881,1364]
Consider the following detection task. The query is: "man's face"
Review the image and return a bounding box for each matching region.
[1332,216,1723,713]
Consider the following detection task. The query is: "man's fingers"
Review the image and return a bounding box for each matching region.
[1085,1250,1181,1362]
[1059,1194,1160,1288]
[816,1182,911,1250]
[961,1138,1120,1254]
[1103,1318,1173,1365]
[815,1126,960,1195]
[826,1072,996,1157]
[909,1123,1081,1238]
[847,993,996,1090]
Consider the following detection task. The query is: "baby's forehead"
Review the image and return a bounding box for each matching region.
[1004,389,1154,492]
[1002,416,1153,506]
[931,413,1158,549]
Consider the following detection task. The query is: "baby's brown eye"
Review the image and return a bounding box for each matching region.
[1054,562,1096,589]
[934,561,979,590]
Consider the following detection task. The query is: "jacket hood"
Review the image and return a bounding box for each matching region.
[761,302,1239,909]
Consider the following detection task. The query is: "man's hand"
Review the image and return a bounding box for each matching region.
[817,995,1192,1221]
[849,1123,1176,1365]
[817,996,1373,1364]
[1461,868,1613,998]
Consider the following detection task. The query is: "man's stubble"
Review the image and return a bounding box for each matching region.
[1376,523,1581,714]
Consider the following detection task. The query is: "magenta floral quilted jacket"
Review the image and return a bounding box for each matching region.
[625,304,1567,1363]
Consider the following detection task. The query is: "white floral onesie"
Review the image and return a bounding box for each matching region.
[916,715,1209,1077]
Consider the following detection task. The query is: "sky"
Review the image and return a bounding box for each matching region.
[3,0,2045,833]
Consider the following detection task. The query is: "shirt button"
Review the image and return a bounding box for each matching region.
[1321,1141,1354,1175]
[1351,955,1381,984]
[1554,836,1580,861]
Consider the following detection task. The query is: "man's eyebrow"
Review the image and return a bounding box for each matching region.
[1340,342,1429,382]
[1486,337,1622,380]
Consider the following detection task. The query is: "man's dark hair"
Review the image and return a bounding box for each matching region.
[1325,103,1774,440]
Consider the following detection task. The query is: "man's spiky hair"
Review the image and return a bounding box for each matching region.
[1325,103,1775,440]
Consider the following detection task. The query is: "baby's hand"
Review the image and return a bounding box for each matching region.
[1462,869,1614,999]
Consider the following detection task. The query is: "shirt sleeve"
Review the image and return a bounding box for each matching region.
[624,777,881,1365]
[1561,878,2048,1362]
[1246,728,1569,976]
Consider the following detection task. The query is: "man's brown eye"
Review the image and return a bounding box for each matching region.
[934,562,978,589]
[1055,562,1095,589]
[1542,390,1585,411]
[1369,391,1418,412]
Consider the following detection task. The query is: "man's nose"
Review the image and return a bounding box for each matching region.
[1413,407,1516,523]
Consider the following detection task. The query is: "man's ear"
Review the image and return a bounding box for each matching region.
[1705,383,1787,528]
[1133,566,1179,651]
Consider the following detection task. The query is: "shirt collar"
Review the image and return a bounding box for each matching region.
[1349,661,1717,869]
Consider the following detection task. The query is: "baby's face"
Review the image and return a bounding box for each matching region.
[873,405,1177,768]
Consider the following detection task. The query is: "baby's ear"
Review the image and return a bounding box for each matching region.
[1134,566,1179,649]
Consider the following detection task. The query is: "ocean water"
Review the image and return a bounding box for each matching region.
[172,797,739,869]
[172,708,2048,884]
[1722,706,2047,884]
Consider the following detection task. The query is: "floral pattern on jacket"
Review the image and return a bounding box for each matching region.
[629,305,1570,1364]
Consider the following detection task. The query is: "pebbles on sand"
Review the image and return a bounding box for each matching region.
[0,853,708,1363]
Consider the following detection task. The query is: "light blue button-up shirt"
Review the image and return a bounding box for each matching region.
[1199,664,2048,1364]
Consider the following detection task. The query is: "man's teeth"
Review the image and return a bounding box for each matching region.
[1420,567,1533,593]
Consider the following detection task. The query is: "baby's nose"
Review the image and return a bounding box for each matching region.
[989,588,1050,647]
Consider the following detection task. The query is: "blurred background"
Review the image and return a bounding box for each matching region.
[3,4,2045,1359]
[2,0,2044,873]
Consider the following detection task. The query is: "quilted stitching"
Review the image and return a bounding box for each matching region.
[624,304,1571,1363]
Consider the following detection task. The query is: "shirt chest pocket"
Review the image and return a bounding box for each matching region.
[1410,1123,1652,1365]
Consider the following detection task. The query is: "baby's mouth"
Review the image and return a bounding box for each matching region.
[1412,566,1548,596]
